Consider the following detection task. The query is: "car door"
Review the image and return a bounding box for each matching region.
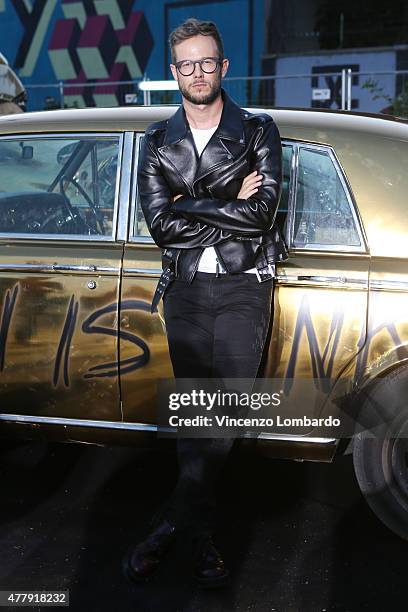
[266,141,369,434]
[0,131,129,422]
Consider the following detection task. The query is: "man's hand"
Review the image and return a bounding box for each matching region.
[172,194,183,202]
[237,171,263,199]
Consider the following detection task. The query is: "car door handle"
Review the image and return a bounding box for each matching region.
[52,264,118,273]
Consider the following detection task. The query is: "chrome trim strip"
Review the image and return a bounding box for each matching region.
[370,279,408,292]
[275,273,368,288]
[290,242,365,253]
[255,432,337,443]
[128,133,156,243]
[129,133,141,242]
[111,132,124,241]
[0,132,121,141]
[0,263,119,274]
[0,232,116,242]
[275,273,293,282]
[123,267,162,277]
[0,263,54,273]
[52,264,119,273]
[286,141,297,246]
[296,275,366,284]
[0,414,338,443]
[0,413,157,431]
[122,269,369,285]
[0,132,123,243]
[129,235,155,245]
[116,132,134,242]
[287,140,299,247]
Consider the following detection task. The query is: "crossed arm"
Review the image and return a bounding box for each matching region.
[172,119,282,234]
[137,119,282,249]
[138,135,236,249]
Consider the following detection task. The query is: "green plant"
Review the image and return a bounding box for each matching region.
[362,78,408,118]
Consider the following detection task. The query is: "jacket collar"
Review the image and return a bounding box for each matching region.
[163,88,244,146]
[160,88,246,190]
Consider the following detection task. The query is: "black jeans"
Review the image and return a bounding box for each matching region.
[158,272,273,536]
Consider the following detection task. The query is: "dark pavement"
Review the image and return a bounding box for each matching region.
[0,438,406,612]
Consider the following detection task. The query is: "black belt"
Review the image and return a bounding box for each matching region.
[150,265,175,313]
[150,259,275,314]
[255,262,275,282]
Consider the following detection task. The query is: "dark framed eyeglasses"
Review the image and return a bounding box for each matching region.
[174,57,222,77]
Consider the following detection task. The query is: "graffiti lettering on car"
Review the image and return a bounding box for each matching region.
[81,299,150,379]
[284,295,344,392]
[1,285,408,388]
[53,294,79,387]
[0,283,19,371]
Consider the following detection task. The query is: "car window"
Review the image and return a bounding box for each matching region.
[275,143,292,236]
[133,136,150,238]
[293,146,361,248]
[0,135,120,237]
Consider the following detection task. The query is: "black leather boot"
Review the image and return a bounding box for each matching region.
[192,534,230,588]
[124,519,177,583]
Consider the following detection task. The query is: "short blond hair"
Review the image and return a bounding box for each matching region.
[169,18,224,63]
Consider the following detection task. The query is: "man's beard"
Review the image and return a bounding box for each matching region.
[178,74,222,105]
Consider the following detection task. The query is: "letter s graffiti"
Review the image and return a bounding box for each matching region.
[82,299,151,379]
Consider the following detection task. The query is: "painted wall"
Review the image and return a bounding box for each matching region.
[0,1,403,113]
[0,0,263,110]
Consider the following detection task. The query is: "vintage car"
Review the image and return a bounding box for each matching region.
[0,104,408,541]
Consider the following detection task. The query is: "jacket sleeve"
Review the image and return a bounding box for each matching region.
[138,133,239,249]
[172,118,282,234]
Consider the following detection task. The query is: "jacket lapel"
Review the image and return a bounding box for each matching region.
[158,105,198,192]
[158,89,246,191]
[194,90,246,183]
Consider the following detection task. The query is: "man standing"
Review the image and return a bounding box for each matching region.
[125,18,287,588]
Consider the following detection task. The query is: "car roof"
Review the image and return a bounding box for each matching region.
[1,105,408,141]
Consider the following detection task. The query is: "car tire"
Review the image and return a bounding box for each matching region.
[352,368,408,540]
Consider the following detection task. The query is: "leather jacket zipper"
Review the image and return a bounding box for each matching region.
[174,249,180,276]
[214,244,228,273]
[207,158,247,193]
[209,184,228,273]
[190,248,205,282]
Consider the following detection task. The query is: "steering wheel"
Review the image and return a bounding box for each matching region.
[59,175,105,235]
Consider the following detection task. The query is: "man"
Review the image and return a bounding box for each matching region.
[125,18,287,588]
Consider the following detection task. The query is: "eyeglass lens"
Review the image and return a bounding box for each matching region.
[178,59,218,76]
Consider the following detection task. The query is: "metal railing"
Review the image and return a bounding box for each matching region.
[21,69,408,116]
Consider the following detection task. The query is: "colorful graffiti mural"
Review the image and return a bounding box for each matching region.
[7,0,152,107]
[0,0,263,110]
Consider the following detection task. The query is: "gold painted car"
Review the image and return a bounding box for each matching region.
[0,105,408,539]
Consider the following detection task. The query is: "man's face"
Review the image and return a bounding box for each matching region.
[170,34,229,106]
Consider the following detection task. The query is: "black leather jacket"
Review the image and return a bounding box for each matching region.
[138,89,288,283]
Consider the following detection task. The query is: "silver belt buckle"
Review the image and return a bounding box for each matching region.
[255,263,275,283]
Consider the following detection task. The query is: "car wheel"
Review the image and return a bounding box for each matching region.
[352,369,408,540]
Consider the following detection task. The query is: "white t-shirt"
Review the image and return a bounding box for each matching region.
[190,125,256,274]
